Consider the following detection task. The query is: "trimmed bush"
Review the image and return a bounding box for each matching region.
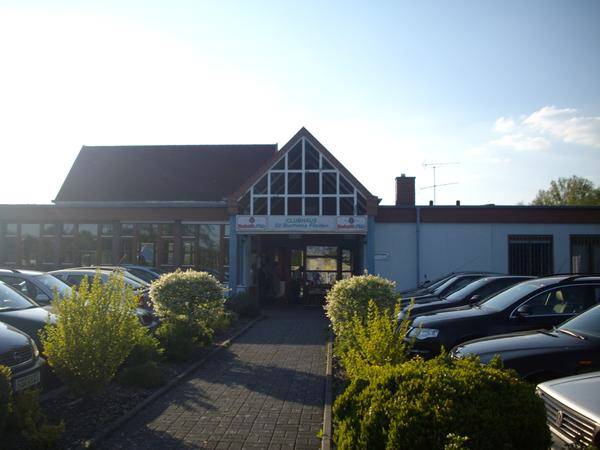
[325,274,397,336]
[155,319,210,362]
[225,292,260,318]
[333,354,551,450]
[40,272,146,396]
[117,361,167,389]
[124,331,164,367]
[149,269,225,331]
[0,365,11,437]
[336,300,412,378]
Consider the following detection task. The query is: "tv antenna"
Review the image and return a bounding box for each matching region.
[421,162,459,205]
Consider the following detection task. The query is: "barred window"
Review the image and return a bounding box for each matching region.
[508,235,553,276]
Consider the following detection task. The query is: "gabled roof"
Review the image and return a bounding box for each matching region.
[54,144,277,203]
[229,127,378,206]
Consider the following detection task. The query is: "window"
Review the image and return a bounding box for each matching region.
[524,286,599,316]
[571,235,600,274]
[40,223,56,265]
[239,137,367,216]
[3,223,18,264]
[20,224,40,266]
[78,224,98,265]
[61,224,76,265]
[508,235,553,276]
[100,224,113,264]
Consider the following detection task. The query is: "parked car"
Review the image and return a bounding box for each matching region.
[0,268,73,306]
[119,264,162,283]
[401,272,497,305]
[61,266,151,287]
[536,371,600,449]
[452,303,600,382]
[398,276,534,320]
[406,275,600,358]
[0,281,55,347]
[0,321,45,392]
[49,269,159,329]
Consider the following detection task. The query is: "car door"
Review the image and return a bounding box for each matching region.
[507,285,600,332]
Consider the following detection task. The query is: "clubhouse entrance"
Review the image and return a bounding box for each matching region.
[241,233,364,304]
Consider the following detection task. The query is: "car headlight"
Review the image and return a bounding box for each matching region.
[30,339,40,358]
[408,327,439,340]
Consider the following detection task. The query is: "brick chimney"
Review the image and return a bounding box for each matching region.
[395,174,416,206]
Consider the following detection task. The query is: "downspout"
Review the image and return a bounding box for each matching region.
[416,206,421,285]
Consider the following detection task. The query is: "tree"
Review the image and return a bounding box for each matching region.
[532,175,600,206]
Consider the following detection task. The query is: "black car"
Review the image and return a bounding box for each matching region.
[0,268,72,306]
[452,303,600,382]
[0,321,45,392]
[402,272,496,304]
[407,275,600,358]
[0,280,56,348]
[398,276,534,320]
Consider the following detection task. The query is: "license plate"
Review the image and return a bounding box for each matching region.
[14,370,41,391]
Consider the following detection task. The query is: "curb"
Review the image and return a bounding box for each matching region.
[321,328,333,450]
[81,315,264,449]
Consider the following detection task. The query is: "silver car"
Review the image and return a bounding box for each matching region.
[537,371,600,449]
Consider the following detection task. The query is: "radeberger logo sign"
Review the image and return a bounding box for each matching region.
[236,215,367,234]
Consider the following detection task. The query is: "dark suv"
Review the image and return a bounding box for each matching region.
[407,275,600,358]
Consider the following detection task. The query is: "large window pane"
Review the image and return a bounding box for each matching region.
[198,225,220,273]
[270,172,285,195]
[305,141,320,170]
[305,173,319,195]
[120,239,134,264]
[160,240,174,266]
[288,141,302,170]
[78,224,98,266]
[288,173,302,195]
[287,197,302,215]
[270,197,284,215]
[101,238,113,264]
[254,175,268,195]
[340,197,354,215]
[21,224,40,266]
[305,198,319,215]
[322,197,337,215]
[254,197,267,215]
[322,173,337,195]
[182,240,195,266]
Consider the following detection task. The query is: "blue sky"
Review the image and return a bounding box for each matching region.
[0,0,599,205]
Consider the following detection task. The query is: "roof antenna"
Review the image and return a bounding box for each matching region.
[421,162,459,205]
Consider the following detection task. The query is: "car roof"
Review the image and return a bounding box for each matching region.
[0,268,44,276]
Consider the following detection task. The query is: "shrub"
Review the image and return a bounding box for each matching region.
[40,273,146,396]
[150,269,226,331]
[155,319,210,362]
[325,274,397,337]
[211,309,236,333]
[333,354,551,450]
[225,292,260,318]
[0,365,11,437]
[124,331,164,367]
[336,300,412,378]
[7,388,64,449]
[116,362,167,389]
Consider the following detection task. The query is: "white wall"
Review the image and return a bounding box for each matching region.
[374,222,600,292]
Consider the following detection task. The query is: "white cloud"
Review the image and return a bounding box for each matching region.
[493,116,515,133]
[490,134,550,151]
[523,106,600,148]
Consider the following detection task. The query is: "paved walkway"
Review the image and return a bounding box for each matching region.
[104,308,328,450]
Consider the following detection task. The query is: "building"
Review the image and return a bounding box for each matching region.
[1,128,599,300]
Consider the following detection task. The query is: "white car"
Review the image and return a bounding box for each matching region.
[536,371,600,449]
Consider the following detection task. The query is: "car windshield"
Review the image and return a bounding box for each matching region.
[445,278,490,302]
[478,281,542,310]
[559,304,600,339]
[125,268,159,283]
[33,273,72,298]
[0,282,36,311]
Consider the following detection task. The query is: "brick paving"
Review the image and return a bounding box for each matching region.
[104,308,327,450]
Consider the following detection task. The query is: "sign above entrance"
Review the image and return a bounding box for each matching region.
[236,215,368,234]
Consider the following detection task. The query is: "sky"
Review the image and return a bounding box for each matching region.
[0,0,599,206]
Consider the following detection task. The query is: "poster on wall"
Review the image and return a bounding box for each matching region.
[236,215,368,234]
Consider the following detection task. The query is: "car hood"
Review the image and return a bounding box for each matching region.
[538,372,600,423]
[400,295,440,307]
[0,307,55,342]
[0,320,32,350]
[412,304,491,327]
[453,330,580,358]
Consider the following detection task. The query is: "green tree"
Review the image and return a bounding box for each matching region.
[532,175,600,206]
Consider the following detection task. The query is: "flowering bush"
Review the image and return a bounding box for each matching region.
[325,274,397,337]
[41,272,145,396]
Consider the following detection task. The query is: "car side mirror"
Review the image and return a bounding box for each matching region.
[516,304,532,318]
[469,294,481,302]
